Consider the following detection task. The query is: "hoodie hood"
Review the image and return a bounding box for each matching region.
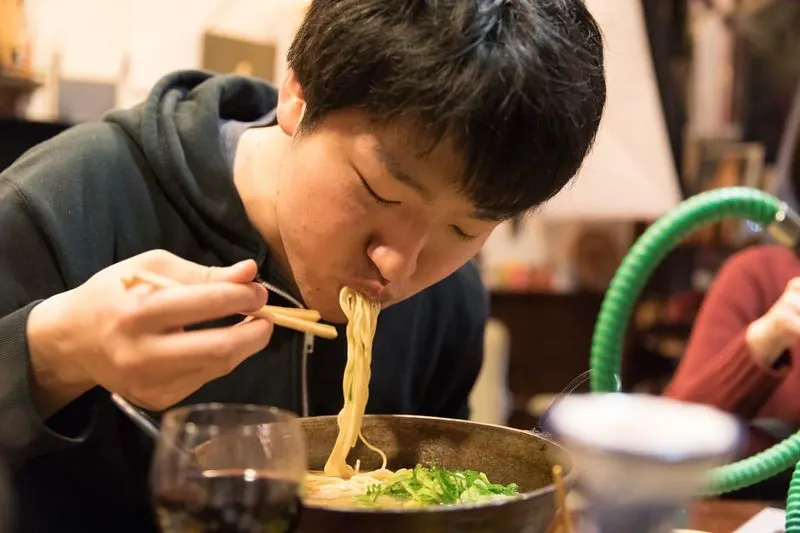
[105,70,278,267]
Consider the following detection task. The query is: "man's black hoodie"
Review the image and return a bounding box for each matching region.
[0,71,487,532]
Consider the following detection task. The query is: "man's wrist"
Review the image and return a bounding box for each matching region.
[26,295,94,418]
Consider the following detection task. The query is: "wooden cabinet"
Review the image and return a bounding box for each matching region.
[489,290,606,429]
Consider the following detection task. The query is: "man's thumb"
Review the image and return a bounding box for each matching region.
[209,259,259,284]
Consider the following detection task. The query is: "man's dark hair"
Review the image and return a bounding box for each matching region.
[288,0,606,220]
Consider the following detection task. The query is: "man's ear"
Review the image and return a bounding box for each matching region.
[276,69,307,137]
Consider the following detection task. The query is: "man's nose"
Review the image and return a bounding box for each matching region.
[367,230,428,283]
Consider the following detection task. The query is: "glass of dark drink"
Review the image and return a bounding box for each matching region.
[151,404,307,533]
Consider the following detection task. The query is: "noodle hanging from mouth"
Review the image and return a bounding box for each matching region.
[317,288,388,481]
[303,288,522,509]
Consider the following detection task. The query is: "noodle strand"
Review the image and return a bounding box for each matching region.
[322,287,384,478]
[305,288,393,504]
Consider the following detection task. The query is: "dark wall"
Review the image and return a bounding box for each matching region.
[0,118,71,172]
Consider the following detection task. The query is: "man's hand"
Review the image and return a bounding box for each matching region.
[746,277,800,366]
[26,250,273,416]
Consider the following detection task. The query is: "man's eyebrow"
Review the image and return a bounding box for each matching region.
[372,140,505,221]
[373,142,432,201]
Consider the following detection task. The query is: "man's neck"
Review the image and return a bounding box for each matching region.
[233,126,294,281]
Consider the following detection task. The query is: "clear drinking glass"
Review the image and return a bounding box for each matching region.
[151,404,307,533]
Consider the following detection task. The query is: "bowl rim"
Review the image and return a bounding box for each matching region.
[298,413,575,515]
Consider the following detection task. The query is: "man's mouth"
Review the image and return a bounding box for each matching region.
[344,280,395,303]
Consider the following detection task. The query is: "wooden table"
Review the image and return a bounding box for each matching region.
[689,499,781,532]
[555,500,780,533]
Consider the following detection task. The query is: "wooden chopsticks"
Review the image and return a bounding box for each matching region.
[121,271,338,339]
[551,464,573,533]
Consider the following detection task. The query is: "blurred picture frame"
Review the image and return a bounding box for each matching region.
[684,137,767,195]
[201,32,277,83]
[683,137,767,247]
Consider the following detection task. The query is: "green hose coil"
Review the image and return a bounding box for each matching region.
[788,463,800,532]
[587,187,800,520]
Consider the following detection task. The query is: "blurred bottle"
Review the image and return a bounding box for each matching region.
[0,0,30,74]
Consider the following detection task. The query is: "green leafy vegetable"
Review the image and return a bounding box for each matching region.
[358,465,519,507]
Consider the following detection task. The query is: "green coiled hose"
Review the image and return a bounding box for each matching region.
[789,462,800,531]
[586,186,800,529]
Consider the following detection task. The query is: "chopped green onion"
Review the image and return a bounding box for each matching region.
[357,464,519,507]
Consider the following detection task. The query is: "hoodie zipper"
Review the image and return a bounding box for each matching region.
[255,274,314,417]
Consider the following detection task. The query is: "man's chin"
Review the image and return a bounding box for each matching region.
[302,289,405,324]
[307,298,347,325]
[321,311,348,325]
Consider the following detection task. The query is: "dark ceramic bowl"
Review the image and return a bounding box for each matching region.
[296,415,574,533]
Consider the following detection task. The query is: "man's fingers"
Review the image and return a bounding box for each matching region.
[206,259,260,285]
[135,250,259,286]
[235,315,258,327]
[146,318,274,375]
[122,368,211,410]
[130,282,268,332]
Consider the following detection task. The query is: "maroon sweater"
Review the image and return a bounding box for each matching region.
[664,245,800,457]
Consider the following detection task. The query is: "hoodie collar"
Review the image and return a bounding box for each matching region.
[105,70,279,268]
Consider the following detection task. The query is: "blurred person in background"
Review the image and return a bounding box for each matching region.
[664,112,800,498]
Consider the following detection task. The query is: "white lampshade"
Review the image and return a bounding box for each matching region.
[537,0,682,222]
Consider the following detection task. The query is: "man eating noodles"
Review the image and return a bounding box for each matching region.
[0,1,606,531]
